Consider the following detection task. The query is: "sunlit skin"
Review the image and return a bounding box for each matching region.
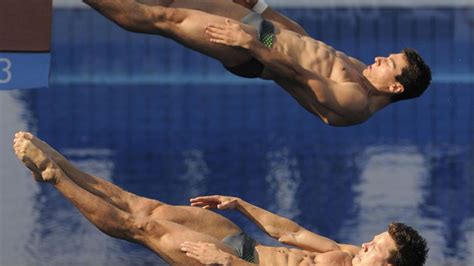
[363,53,408,96]
[352,232,397,266]
[204,17,412,125]
[181,230,399,266]
[14,131,405,266]
[80,0,418,126]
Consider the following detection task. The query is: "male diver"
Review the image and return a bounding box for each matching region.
[82,0,431,126]
[13,131,428,265]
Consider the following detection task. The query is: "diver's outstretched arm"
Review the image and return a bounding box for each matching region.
[191,195,341,253]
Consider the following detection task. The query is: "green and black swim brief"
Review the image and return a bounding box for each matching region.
[241,12,275,48]
[224,12,275,78]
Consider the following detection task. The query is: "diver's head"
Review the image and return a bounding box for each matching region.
[352,222,428,266]
[363,48,431,102]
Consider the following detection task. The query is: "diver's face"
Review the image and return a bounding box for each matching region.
[363,52,408,94]
[352,232,397,266]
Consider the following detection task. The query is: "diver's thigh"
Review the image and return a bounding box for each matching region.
[151,205,242,240]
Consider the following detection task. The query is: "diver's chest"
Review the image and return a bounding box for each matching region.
[328,58,361,82]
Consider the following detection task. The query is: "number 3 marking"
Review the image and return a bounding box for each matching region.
[0,58,12,84]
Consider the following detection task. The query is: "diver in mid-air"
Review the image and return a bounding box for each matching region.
[81,0,431,126]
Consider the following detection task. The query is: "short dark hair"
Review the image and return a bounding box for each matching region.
[387,223,429,266]
[391,48,432,102]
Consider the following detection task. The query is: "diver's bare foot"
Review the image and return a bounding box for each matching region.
[15,131,65,163]
[13,132,60,183]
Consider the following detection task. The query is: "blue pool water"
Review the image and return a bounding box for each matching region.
[0,7,473,266]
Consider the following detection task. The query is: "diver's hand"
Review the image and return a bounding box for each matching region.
[181,241,231,265]
[232,0,258,9]
[190,195,240,210]
[205,19,256,49]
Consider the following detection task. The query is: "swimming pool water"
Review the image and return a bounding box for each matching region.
[0,7,473,266]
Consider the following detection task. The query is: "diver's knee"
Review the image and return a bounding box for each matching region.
[132,199,164,218]
[152,7,186,26]
[117,6,177,33]
[132,217,167,241]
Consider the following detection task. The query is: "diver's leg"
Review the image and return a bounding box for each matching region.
[17,132,140,213]
[135,219,238,265]
[13,133,139,242]
[140,0,251,19]
[12,134,236,265]
[15,132,242,240]
[83,0,255,67]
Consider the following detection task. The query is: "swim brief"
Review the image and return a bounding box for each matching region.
[224,12,275,78]
[221,232,257,263]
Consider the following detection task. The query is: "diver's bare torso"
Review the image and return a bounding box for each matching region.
[256,245,354,266]
[261,26,373,125]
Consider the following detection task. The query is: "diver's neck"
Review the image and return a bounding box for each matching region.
[364,79,393,113]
